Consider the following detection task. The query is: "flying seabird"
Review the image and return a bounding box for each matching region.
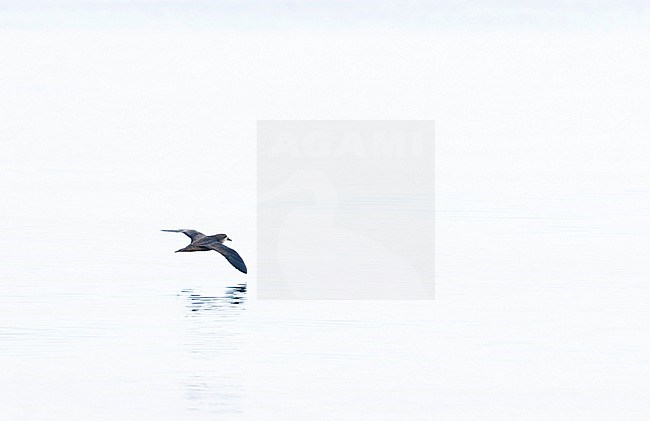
[162,229,247,274]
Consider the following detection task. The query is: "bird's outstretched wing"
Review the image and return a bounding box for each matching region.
[161,229,205,241]
[207,242,248,274]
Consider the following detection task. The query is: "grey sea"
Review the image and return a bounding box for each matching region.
[3,3,650,420]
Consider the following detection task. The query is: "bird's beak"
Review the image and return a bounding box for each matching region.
[227,237,232,241]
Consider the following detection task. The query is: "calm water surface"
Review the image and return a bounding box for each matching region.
[3,23,650,419]
[0,218,435,419]
[4,187,650,419]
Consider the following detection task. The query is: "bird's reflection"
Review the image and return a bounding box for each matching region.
[181,283,247,313]
[178,283,247,415]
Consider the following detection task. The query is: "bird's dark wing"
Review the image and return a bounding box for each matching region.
[207,242,248,274]
[161,229,206,242]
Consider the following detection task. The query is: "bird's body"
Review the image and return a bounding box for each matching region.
[162,229,247,274]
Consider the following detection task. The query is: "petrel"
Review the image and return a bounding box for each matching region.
[162,229,247,274]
